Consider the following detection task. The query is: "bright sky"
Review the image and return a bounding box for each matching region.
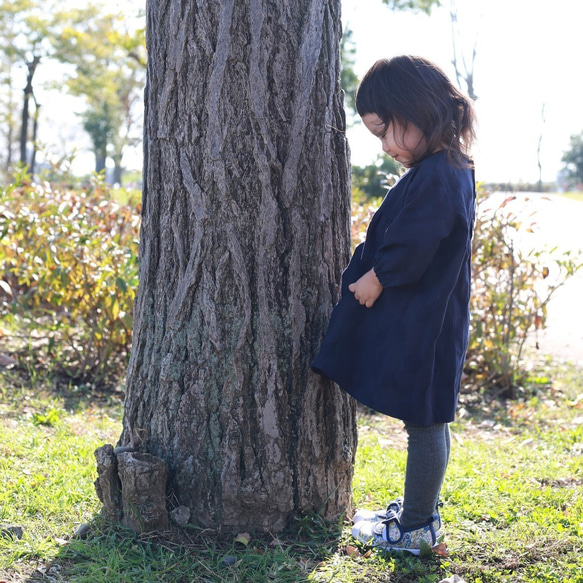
[32,0,581,184]
[343,0,583,184]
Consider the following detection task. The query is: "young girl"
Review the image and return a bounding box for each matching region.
[312,55,476,554]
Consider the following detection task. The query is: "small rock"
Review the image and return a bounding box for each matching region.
[73,523,92,539]
[221,555,237,566]
[0,353,17,369]
[170,505,191,526]
[1,524,23,539]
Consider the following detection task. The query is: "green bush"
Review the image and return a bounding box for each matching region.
[1,172,580,394]
[467,188,581,393]
[0,171,140,385]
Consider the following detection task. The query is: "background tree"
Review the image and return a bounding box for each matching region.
[0,1,85,174]
[0,42,19,177]
[57,7,146,182]
[352,155,402,200]
[0,0,144,181]
[0,0,52,172]
[537,103,546,192]
[98,0,356,533]
[341,27,359,124]
[561,131,583,187]
[81,104,114,174]
[448,0,478,100]
[382,0,440,12]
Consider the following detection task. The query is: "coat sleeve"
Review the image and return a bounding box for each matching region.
[373,169,456,288]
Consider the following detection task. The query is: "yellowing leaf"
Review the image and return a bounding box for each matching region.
[234,532,251,546]
[111,298,120,320]
[431,542,450,557]
[345,544,360,557]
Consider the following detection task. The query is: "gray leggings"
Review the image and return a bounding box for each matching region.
[399,423,451,529]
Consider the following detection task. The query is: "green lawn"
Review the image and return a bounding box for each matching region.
[1,362,582,582]
[560,191,583,202]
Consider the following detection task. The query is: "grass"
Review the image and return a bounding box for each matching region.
[559,191,583,202]
[0,361,582,582]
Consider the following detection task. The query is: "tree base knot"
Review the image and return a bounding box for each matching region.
[94,444,169,534]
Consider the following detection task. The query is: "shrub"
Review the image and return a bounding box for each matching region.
[350,197,382,251]
[1,172,580,395]
[466,189,581,393]
[0,171,140,385]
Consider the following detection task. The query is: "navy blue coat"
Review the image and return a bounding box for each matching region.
[312,151,475,426]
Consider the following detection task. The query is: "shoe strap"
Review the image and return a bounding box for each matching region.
[385,496,403,514]
[382,512,440,545]
[381,511,404,544]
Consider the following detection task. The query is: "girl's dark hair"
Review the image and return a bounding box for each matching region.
[356,55,476,167]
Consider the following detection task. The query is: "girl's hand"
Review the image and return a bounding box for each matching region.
[348,268,383,308]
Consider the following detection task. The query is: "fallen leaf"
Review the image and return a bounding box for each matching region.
[345,544,360,557]
[0,280,12,296]
[432,542,450,557]
[234,532,251,546]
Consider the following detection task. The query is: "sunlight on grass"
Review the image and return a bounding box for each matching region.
[0,377,121,579]
[560,191,583,203]
[1,364,582,582]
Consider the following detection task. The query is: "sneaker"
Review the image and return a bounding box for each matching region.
[352,511,441,555]
[353,499,443,538]
[352,497,403,523]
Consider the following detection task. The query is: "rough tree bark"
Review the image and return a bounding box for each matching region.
[29,98,40,176]
[101,0,356,533]
[19,56,40,166]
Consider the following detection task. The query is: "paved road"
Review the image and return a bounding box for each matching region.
[478,192,583,365]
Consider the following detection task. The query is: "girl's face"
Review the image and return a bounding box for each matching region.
[362,113,426,167]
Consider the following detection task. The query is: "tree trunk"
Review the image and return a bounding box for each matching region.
[5,78,15,174]
[95,153,106,174]
[29,99,40,177]
[116,0,355,533]
[112,154,123,186]
[19,56,40,166]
